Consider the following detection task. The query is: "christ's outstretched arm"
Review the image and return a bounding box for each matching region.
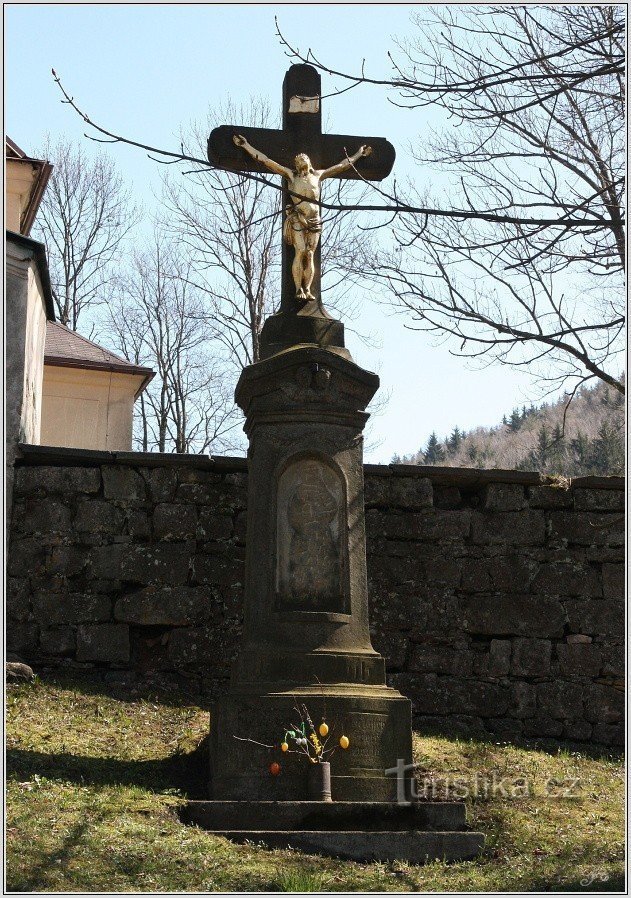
[233,134,292,179]
[319,145,372,181]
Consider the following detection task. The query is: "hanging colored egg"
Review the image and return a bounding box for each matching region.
[318,722,329,737]
[269,762,281,776]
[339,735,350,749]
[281,742,289,752]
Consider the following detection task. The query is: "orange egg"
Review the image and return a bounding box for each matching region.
[339,735,350,750]
[281,742,289,752]
[269,762,281,776]
[318,722,329,737]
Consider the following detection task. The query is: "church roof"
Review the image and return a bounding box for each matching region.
[5,136,53,235]
[45,321,155,397]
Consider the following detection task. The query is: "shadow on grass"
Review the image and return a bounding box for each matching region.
[6,743,210,799]
[6,818,92,893]
[15,669,217,711]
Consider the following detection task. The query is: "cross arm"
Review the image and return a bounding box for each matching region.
[208,125,296,175]
[208,125,395,181]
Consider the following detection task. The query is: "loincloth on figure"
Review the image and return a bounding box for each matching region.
[283,204,322,246]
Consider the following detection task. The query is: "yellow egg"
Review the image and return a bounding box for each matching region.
[318,722,329,737]
[281,742,289,752]
[339,735,350,750]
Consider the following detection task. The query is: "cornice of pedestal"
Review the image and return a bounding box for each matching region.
[235,345,380,425]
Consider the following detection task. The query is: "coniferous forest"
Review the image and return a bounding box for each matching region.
[395,380,625,477]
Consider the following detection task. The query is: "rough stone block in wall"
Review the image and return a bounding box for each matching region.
[471,510,545,546]
[548,511,624,546]
[537,681,585,720]
[508,681,537,719]
[75,501,125,535]
[114,586,210,626]
[584,684,624,725]
[364,475,433,509]
[13,497,72,535]
[591,722,624,746]
[599,643,624,679]
[7,537,46,578]
[368,584,426,631]
[556,642,602,678]
[527,485,573,509]
[602,564,624,599]
[573,488,625,512]
[369,628,409,670]
[102,465,147,502]
[563,720,593,741]
[77,623,130,663]
[167,621,241,672]
[409,643,461,676]
[6,578,31,622]
[523,716,563,738]
[432,486,461,509]
[531,561,602,597]
[32,590,112,626]
[459,593,566,638]
[120,542,195,587]
[15,464,101,496]
[482,483,527,512]
[153,503,198,540]
[366,509,470,542]
[40,627,76,656]
[198,508,234,541]
[141,467,178,503]
[423,555,462,588]
[461,555,538,593]
[511,638,552,677]
[481,639,511,677]
[88,545,123,580]
[190,552,245,589]
[45,545,89,578]
[565,598,623,638]
[7,622,39,655]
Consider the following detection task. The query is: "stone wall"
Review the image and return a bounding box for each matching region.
[7,445,625,746]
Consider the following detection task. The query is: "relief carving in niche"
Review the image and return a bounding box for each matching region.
[276,458,346,612]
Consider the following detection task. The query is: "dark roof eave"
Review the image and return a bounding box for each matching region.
[6,230,55,321]
[44,356,155,379]
[21,161,53,236]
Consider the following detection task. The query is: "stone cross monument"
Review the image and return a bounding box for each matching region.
[206,63,413,802]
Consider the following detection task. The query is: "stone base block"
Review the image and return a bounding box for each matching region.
[259,309,349,360]
[214,830,485,864]
[180,801,485,864]
[210,684,413,802]
[181,800,467,831]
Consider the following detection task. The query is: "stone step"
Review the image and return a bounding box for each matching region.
[180,800,468,832]
[202,829,486,864]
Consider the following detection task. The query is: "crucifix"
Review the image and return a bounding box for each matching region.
[208,64,395,356]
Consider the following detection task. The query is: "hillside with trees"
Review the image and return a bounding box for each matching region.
[394,380,624,477]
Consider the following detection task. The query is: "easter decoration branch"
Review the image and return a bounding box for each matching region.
[233,697,350,781]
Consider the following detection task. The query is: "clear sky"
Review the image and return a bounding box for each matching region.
[5,3,541,462]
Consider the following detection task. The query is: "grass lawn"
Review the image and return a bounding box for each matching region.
[6,674,625,892]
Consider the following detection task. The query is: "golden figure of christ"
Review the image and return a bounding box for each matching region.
[233,134,372,301]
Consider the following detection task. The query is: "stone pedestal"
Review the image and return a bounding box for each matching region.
[209,345,413,801]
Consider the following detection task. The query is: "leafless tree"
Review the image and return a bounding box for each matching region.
[161,100,372,372]
[33,136,139,331]
[108,233,240,454]
[277,6,625,395]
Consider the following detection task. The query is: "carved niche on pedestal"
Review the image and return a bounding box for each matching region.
[275,456,349,613]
